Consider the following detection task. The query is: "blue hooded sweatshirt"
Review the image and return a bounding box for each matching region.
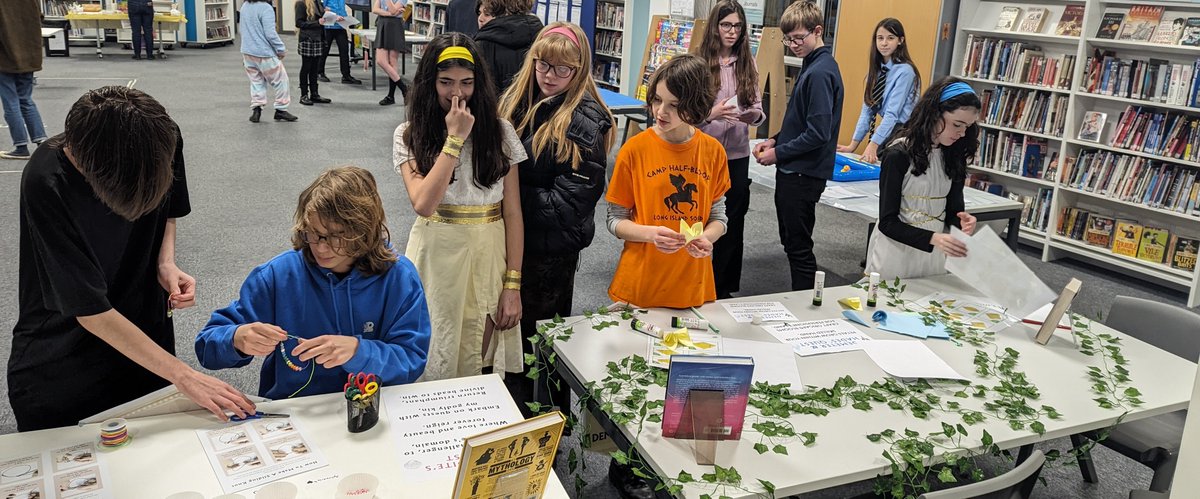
[195,249,431,399]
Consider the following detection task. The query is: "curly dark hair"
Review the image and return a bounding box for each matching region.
[888,76,981,179]
[402,33,508,188]
[646,53,714,126]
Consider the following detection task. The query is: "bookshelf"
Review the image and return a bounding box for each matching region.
[954,0,1200,307]
[182,0,233,46]
[592,0,626,90]
[44,0,107,43]
[410,0,446,59]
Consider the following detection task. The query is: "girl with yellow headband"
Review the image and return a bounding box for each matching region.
[393,34,528,382]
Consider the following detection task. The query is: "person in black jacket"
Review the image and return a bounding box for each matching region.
[296,0,333,105]
[498,22,613,416]
[127,0,155,60]
[474,0,543,93]
[752,0,844,291]
[445,0,479,36]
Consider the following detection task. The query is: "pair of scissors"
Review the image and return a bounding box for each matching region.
[344,373,379,400]
[230,411,290,422]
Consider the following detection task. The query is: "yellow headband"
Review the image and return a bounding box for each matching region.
[437,46,475,65]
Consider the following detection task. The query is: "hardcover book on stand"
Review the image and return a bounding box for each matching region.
[452,412,565,499]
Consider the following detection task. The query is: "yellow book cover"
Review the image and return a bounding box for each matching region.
[453,411,566,499]
[1112,220,1143,257]
[1137,227,1170,263]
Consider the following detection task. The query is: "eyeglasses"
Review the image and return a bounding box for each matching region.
[782,31,813,46]
[301,230,346,249]
[718,22,744,33]
[534,59,577,78]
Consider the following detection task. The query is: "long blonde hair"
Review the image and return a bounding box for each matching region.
[499,22,614,169]
[300,0,319,20]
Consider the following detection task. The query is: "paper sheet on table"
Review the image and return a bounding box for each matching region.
[944,226,1055,318]
[823,185,867,200]
[721,338,804,390]
[871,310,948,339]
[862,340,968,380]
[759,319,873,356]
[842,310,871,327]
[195,417,328,493]
[646,331,721,369]
[907,291,1019,333]
[321,11,360,29]
[1,441,117,499]
[720,301,799,323]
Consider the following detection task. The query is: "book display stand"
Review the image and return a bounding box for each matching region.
[1035,277,1082,344]
[677,389,724,465]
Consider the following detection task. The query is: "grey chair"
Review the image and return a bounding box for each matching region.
[1129,491,1167,499]
[917,450,1045,499]
[1072,296,1200,493]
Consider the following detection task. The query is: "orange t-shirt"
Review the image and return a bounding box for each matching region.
[605,128,730,309]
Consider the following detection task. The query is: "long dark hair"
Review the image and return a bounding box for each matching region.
[891,76,980,179]
[402,33,508,188]
[864,18,921,109]
[696,0,758,108]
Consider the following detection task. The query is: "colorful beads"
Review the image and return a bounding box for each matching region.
[279,340,308,371]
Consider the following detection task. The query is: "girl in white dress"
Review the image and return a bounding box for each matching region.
[394,34,526,381]
[865,77,981,280]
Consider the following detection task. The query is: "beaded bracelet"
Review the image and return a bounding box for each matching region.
[279,338,309,371]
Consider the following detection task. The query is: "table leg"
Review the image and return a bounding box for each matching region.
[1005,215,1020,249]
[95,21,103,58]
[156,22,166,59]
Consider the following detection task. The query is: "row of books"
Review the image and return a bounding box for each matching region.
[591,61,620,87]
[595,3,624,29]
[41,0,70,17]
[979,87,1068,137]
[1097,6,1200,47]
[975,130,1058,181]
[1015,187,1055,233]
[205,7,226,20]
[1058,210,1197,269]
[960,36,1075,90]
[206,25,231,40]
[1107,105,1200,161]
[1063,149,1200,215]
[1084,52,1200,108]
[967,172,1009,197]
[594,31,623,56]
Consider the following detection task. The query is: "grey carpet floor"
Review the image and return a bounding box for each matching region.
[0,40,1188,498]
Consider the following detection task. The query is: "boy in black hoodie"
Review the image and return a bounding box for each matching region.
[752,0,843,291]
[474,0,544,92]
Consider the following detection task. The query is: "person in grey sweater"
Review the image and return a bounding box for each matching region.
[240,0,298,122]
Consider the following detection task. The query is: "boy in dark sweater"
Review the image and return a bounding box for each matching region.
[752,0,843,291]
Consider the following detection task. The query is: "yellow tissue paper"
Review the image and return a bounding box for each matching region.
[680,219,703,244]
[838,296,863,310]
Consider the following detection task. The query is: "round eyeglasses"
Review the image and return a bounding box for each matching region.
[534,59,577,78]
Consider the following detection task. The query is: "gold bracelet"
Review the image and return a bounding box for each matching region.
[445,135,465,148]
[441,144,461,158]
[503,282,521,290]
[504,269,522,279]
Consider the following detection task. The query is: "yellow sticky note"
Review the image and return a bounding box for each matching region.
[838,296,862,310]
[680,219,703,243]
[662,328,696,348]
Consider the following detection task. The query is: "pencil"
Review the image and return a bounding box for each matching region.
[690,307,720,334]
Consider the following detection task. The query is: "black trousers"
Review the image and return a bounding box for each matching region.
[299,55,321,95]
[320,29,351,78]
[712,156,751,298]
[774,171,826,291]
[129,11,154,56]
[504,252,579,418]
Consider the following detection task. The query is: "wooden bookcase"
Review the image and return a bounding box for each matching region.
[410,0,446,59]
[953,0,1200,307]
[592,0,626,90]
[183,0,234,46]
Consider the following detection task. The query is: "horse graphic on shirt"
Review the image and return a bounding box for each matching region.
[664,173,698,214]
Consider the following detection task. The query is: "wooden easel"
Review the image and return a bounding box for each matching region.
[1035,278,1082,345]
[754,27,787,137]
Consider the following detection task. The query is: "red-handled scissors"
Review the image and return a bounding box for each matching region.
[344,372,379,400]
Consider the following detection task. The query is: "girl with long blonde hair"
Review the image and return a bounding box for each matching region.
[498,22,614,414]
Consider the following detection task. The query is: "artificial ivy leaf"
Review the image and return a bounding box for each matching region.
[937,467,957,483]
[772,444,789,455]
[1030,421,1046,435]
[757,479,776,494]
[567,448,578,473]
[1124,387,1142,397]
[867,433,882,442]
[676,471,695,483]
[981,430,993,448]
[801,432,817,445]
[754,443,768,454]
[610,451,629,465]
[631,467,654,480]
[525,401,543,413]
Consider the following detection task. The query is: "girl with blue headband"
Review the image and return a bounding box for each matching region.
[865,76,981,279]
[393,34,528,382]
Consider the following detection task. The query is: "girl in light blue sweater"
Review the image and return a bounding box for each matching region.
[240,0,298,122]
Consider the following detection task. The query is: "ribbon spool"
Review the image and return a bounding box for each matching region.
[100,418,132,448]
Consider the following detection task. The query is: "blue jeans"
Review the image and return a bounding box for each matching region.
[129,11,154,56]
[0,72,47,148]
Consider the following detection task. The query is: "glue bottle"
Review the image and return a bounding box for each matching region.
[812,271,825,306]
[630,318,665,339]
[867,272,880,308]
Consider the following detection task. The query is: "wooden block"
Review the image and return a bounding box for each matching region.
[1036,278,1081,345]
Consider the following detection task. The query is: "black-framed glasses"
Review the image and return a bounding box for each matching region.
[718,22,744,33]
[782,31,813,46]
[533,59,577,78]
[301,231,346,249]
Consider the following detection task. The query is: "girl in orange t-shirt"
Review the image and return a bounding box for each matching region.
[605,54,730,309]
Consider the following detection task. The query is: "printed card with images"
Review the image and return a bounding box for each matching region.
[251,418,295,439]
[207,426,253,452]
[646,332,721,368]
[0,479,45,499]
[0,454,42,485]
[908,291,1019,332]
[54,466,104,498]
[196,417,328,493]
[0,441,115,499]
[49,443,96,474]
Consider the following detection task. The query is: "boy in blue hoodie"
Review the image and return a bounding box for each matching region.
[196,166,431,399]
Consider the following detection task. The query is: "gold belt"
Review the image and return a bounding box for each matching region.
[423,203,502,225]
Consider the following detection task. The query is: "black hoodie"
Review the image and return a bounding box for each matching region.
[474,14,544,93]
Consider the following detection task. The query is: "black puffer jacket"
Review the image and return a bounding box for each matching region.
[474,14,543,92]
[519,94,613,256]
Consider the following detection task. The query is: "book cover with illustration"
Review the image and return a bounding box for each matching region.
[1084,214,1116,248]
[452,412,565,499]
[1183,18,1200,46]
[1112,219,1143,257]
[1055,5,1085,37]
[996,6,1022,31]
[661,355,754,440]
[1136,226,1170,263]
[1151,12,1188,45]
[1169,235,1199,271]
[1019,8,1048,33]
[1118,5,1164,41]
[1097,11,1125,39]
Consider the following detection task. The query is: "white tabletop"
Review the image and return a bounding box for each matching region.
[0,375,569,498]
[350,29,430,44]
[551,275,1197,498]
[41,27,64,37]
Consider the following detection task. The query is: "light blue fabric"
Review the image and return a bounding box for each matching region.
[195,249,432,399]
[852,60,918,145]
[239,1,287,57]
[325,0,348,29]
